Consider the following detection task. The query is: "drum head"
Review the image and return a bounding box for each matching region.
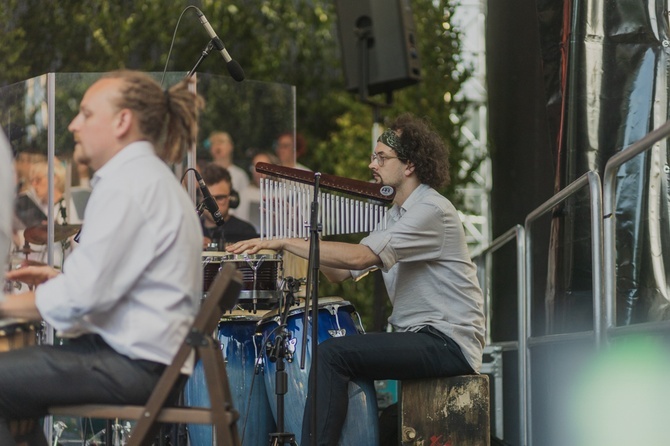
[225,249,281,262]
[261,296,353,321]
[220,308,272,322]
[201,251,229,262]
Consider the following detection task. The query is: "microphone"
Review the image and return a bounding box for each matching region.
[194,170,225,226]
[194,8,245,82]
[57,198,68,224]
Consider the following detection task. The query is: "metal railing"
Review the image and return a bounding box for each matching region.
[478,119,670,445]
[477,170,602,446]
[472,224,525,443]
[603,119,670,338]
[523,170,602,445]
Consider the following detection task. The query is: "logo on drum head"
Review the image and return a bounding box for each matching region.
[380,186,394,197]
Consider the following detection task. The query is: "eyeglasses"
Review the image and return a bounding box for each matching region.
[213,194,230,202]
[370,153,399,167]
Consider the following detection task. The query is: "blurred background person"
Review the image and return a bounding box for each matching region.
[13,152,45,195]
[200,163,257,249]
[20,160,82,226]
[236,150,280,233]
[13,160,81,271]
[274,131,310,171]
[69,159,93,222]
[207,131,249,194]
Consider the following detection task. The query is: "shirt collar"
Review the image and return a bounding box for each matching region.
[90,141,156,188]
[389,183,430,220]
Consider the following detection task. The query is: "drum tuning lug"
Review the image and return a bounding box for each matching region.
[328,328,347,337]
[254,357,265,374]
[53,420,67,438]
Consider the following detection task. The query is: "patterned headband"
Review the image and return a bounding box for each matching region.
[378,128,406,158]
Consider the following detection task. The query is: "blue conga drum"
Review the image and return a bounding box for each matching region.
[259,297,379,446]
[184,309,276,446]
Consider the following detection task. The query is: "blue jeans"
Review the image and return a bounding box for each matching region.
[301,328,475,446]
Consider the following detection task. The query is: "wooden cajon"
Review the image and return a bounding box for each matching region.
[400,374,490,446]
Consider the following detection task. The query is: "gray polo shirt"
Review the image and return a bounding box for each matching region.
[352,184,486,372]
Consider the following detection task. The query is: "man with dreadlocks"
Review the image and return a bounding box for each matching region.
[227,113,486,446]
[0,70,204,446]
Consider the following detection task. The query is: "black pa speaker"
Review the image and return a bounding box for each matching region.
[335,0,421,96]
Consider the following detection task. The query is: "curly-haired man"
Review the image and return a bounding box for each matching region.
[228,113,486,446]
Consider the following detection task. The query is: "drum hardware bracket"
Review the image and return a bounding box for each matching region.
[244,253,267,314]
[52,420,67,446]
[327,328,347,338]
[185,328,210,348]
[326,305,347,337]
[267,328,292,364]
[302,220,322,242]
[269,432,298,446]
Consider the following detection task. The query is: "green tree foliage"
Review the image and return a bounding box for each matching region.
[0,0,477,330]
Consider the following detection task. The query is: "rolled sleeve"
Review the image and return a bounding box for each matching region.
[359,203,446,273]
[359,230,395,272]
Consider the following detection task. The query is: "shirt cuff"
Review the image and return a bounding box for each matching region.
[360,231,395,272]
[35,275,76,332]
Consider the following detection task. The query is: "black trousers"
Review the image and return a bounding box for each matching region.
[300,328,475,446]
[0,334,165,446]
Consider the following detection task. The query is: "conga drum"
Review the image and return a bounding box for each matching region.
[202,249,283,312]
[222,249,283,312]
[201,251,228,294]
[258,297,379,446]
[184,308,276,446]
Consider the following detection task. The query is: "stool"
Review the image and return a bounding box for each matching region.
[400,374,490,446]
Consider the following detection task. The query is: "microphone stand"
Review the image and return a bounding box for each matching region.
[267,277,300,446]
[299,173,322,446]
[189,170,226,250]
[195,200,206,218]
[57,198,70,271]
[186,40,215,79]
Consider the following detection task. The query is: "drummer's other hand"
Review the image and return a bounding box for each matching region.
[226,238,262,254]
[227,238,284,255]
[5,265,60,286]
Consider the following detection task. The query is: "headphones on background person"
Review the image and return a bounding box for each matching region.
[228,188,240,209]
[203,185,239,209]
[192,166,240,217]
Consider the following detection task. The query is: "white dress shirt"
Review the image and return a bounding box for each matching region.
[36,142,203,370]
